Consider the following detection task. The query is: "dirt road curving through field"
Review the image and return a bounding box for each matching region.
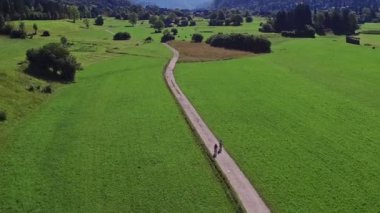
[163,43,270,213]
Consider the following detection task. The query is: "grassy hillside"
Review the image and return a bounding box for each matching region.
[0,19,236,211]
[176,36,380,212]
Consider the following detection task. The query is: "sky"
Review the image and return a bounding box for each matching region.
[134,0,213,9]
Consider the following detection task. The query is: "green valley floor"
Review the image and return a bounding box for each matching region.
[175,37,380,212]
[0,43,236,212]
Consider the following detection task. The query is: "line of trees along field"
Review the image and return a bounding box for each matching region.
[214,0,380,13]
[257,4,359,37]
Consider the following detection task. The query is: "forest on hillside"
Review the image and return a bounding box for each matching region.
[214,0,380,12]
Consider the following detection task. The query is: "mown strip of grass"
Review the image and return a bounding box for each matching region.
[176,37,380,212]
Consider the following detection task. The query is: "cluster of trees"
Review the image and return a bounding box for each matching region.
[209,10,253,26]
[314,9,359,35]
[0,20,40,39]
[161,30,175,43]
[147,13,196,33]
[206,33,271,53]
[26,42,80,82]
[260,4,359,36]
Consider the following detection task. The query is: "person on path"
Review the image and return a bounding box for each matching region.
[218,140,223,154]
[213,144,218,158]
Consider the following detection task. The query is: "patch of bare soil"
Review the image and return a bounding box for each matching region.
[168,41,254,62]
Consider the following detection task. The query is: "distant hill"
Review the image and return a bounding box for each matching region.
[214,0,380,11]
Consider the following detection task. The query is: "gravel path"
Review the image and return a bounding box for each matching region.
[163,43,270,213]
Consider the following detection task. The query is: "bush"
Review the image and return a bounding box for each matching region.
[209,19,224,26]
[41,85,53,93]
[95,16,104,26]
[171,28,178,35]
[192,33,203,43]
[26,43,80,82]
[281,25,316,38]
[10,30,26,39]
[0,23,14,35]
[281,31,296,37]
[190,20,196,26]
[0,111,6,122]
[206,33,271,53]
[179,19,189,27]
[113,32,131,40]
[161,33,175,43]
[259,23,274,33]
[246,16,254,23]
[41,30,50,37]
[295,25,316,38]
[144,36,153,43]
[346,36,360,45]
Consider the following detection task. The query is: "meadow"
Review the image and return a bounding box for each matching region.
[1,16,379,212]
[0,18,237,211]
[176,25,380,212]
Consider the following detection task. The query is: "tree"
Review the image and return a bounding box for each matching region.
[161,32,175,43]
[26,43,80,82]
[68,5,80,23]
[294,4,312,30]
[190,20,196,26]
[153,20,164,32]
[168,12,177,23]
[61,36,68,47]
[0,15,5,30]
[95,16,104,26]
[149,15,158,25]
[192,33,203,43]
[83,18,90,29]
[129,12,138,26]
[231,15,244,26]
[19,22,25,32]
[246,16,253,23]
[171,28,178,35]
[314,12,326,35]
[33,23,38,34]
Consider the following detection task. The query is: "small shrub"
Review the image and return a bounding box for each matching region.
[179,19,189,27]
[171,28,178,35]
[113,32,131,40]
[144,36,153,43]
[0,23,14,35]
[281,31,296,37]
[10,30,26,39]
[41,31,50,37]
[161,33,175,43]
[26,85,34,92]
[246,16,253,23]
[0,111,6,122]
[192,33,204,43]
[95,16,104,26]
[281,25,316,38]
[346,36,360,45]
[41,85,53,94]
[259,23,274,33]
[190,20,196,26]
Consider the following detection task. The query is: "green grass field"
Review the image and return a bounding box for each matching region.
[1,16,379,212]
[0,18,237,211]
[176,34,380,212]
